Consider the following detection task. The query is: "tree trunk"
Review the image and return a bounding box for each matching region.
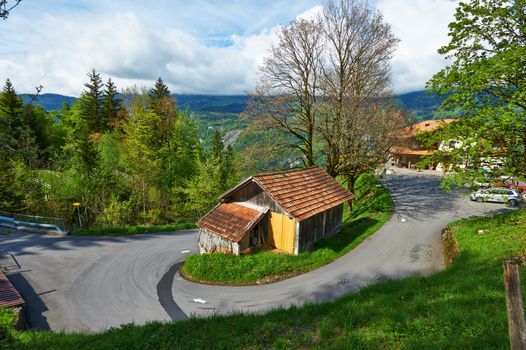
[346,173,356,212]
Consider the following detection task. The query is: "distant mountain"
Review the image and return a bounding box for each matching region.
[20,93,77,111]
[173,94,248,114]
[395,91,446,119]
[19,90,446,119]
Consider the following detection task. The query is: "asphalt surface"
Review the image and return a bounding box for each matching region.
[0,170,513,332]
[0,230,198,332]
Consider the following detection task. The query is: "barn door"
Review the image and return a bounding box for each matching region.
[268,212,295,254]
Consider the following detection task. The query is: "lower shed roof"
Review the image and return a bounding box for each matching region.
[198,202,267,242]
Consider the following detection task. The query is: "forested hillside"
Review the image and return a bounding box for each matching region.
[2,74,240,229]
[19,90,450,173]
[8,75,456,227]
[21,91,444,119]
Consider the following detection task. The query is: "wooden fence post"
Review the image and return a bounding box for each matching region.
[504,260,526,350]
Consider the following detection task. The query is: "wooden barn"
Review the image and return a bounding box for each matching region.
[197,167,354,255]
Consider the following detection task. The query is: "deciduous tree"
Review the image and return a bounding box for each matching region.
[427,0,526,183]
[247,18,324,167]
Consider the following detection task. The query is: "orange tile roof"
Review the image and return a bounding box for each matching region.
[252,167,354,221]
[198,203,266,242]
[0,271,24,307]
[399,119,455,137]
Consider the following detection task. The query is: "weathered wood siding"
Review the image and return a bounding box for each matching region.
[198,228,243,255]
[298,204,343,252]
[225,182,288,216]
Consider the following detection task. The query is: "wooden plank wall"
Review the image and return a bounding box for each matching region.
[298,205,343,252]
[227,182,287,215]
[197,229,241,255]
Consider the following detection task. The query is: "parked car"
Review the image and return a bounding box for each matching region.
[470,187,520,207]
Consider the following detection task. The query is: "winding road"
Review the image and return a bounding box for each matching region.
[0,171,511,332]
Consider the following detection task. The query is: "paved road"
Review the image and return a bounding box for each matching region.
[0,230,199,332]
[170,171,512,317]
[0,171,511,332]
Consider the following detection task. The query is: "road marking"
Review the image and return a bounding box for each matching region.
[181,250,190,253]
[192,298,207,304]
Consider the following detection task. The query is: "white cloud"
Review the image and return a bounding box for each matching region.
[0,11,280,96]
[0,1,459,96]
[296,5,323,21]
[377,0,459,93]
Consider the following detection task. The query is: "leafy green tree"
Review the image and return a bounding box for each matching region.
[170,111,200,183]
[182,159,223,218]
[122,92,163,221]
[61,102,99,172]
[427,0,526,183]
[0,160,43,213]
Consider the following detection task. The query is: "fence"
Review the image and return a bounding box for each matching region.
[0,210,67,235]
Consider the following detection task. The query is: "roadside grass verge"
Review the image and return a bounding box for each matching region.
[0,307,16,346]
[73,223,196,236]
[4,209,526,349]
[182,173,392,285]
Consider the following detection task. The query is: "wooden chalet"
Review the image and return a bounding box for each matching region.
[197,167,354,255]
[389,119,455,169]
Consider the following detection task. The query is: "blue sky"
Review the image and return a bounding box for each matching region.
[0,0,458,96]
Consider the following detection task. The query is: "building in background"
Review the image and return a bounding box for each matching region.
[389,119,455,170]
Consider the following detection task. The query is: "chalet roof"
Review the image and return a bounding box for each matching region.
[222,167,354,222]
[198,202,267,242]
[399,119,455,138]
[0,271,24,308]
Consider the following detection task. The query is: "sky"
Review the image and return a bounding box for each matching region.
[0,0,459,96]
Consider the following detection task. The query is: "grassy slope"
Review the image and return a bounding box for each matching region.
[73,223,196,236]
[3,209,526,349]
[182,173,392,284]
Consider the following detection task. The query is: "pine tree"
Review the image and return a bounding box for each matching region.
[210,130,223,163]
[150,77,170,100]
[0,79,23,121]
[221,144,236,190]
[149,77,178,184]
[0,79,40,166]
[103,78,121,128]
[80,69,104,132]
[0,79,23,159]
